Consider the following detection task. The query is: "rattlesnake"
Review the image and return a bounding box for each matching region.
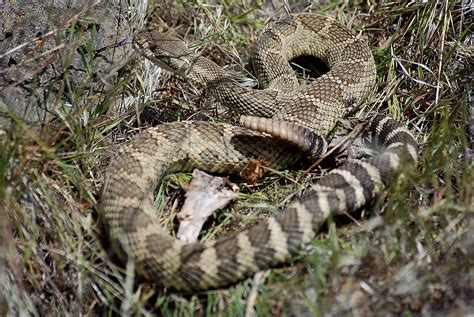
[101,13,418,292]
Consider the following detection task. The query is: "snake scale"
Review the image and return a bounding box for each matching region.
[101,14,418,292]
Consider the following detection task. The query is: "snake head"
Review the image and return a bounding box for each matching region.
[133,29,192,76]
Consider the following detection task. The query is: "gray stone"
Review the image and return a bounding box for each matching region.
[0,0,133,128]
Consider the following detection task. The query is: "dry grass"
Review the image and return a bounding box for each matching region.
[1,0,473,316]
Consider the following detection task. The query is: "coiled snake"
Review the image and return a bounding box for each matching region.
[101,14,418,292]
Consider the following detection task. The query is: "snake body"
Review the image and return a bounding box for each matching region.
[101,14,418,292]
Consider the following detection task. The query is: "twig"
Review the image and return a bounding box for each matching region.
[245,270,270,317]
